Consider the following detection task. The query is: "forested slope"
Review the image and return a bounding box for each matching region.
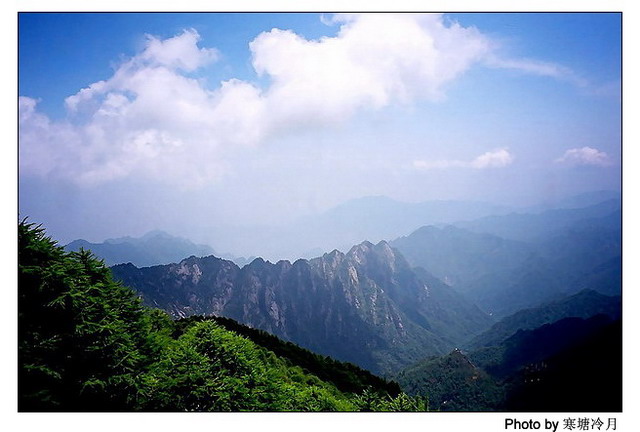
[18,220,425,412]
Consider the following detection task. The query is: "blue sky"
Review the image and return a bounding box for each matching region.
[18,12,621,252]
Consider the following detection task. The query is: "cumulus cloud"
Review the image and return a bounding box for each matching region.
[21,30,248,186]
[140,29,219,71]
[18,14,573,187]
[555,147,612,167]
[250,13,490,126]
[413,148,514,170]
[470,148,514,168]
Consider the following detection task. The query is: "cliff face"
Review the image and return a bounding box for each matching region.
[112,241,492,375]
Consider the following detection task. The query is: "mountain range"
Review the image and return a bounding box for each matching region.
[19,220,422,412]
[112,240,493,375]
[54,191,622,411]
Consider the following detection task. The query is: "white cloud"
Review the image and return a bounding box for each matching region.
[251,13,490,126]
[470,148,514,168]
[413,148,514,170]
[19,14,577,188]
[555,147,612,167]
[140,29,219,71]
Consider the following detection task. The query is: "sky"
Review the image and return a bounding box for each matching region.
[18,12,622,250]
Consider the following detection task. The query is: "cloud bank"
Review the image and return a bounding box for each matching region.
[19,14,582,187]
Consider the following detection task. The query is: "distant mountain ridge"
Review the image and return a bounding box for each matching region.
[391,200,621,317]
[454,198,620,243]
[198,196,515,261]
[65,230,216,267]
[111,240,493,375]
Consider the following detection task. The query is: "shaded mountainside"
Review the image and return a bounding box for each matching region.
[502,317,622,412]
[396,349,503,411]
[469,315,619,379]
[19,220,425,412]
[112,241,493,375]
[469,315,622,412]
[397,315,622,412]
[65,230,216,267]
[466,289,621,350]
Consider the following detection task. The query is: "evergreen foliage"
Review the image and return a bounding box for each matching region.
[174,315,402,396]
[18,219,425,412]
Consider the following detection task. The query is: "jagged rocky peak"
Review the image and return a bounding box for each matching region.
[374,240,396,260]
[343,239,407,274]
[323,249,345,265]
[346,240,375,264]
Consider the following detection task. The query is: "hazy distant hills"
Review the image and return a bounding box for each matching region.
[524,190,620,212]
[64,230,216,267]
[391,199,621,318]
[112,240,493,375]
[201,196,515,261]
[391,225,535,290]
[195,191,619,263]
[454,198,620,243]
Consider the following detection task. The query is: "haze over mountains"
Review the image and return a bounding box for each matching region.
[105,191,620,375]
[391,200,621,317]
[65,190,620,265]
[201,191,619,261]
[26,189,622,411]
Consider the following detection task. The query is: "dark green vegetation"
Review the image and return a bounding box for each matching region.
[396,349,504,411]
[65,230,215,267]
[19,220,426,412]
[112,241,493,375]
[173,315,402,397]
